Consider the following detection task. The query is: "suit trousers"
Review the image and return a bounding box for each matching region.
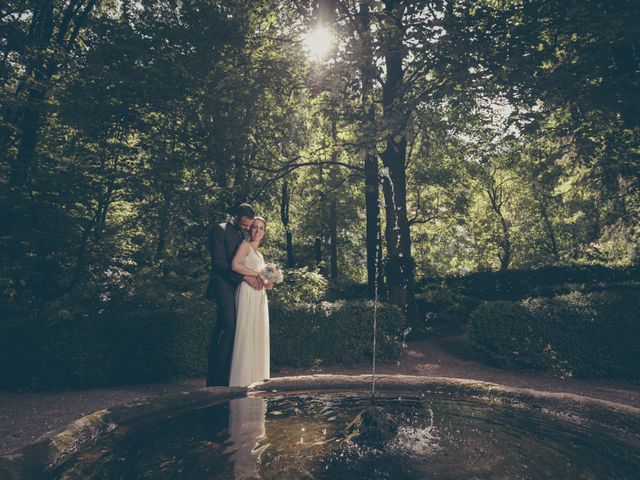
[207,278,237,386]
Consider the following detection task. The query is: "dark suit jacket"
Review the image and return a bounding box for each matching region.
[205,221,245,299]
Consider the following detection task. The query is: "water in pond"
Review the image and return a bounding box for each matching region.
[48,393,640,479]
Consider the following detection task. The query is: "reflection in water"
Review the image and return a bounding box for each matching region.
[227,396,267,479]
[46,393,640,480]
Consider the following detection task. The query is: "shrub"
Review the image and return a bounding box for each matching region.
[523,291,640,378]
[0,281,215,389]
[270,266,329,308]
[469,289,640,378]
[326,282,369,301]
[270,300,405,368]
[416,285,481,335]
[1,276,405,388]
[0,317,43,389]
[432,265,640,302]
[468,301,549,370]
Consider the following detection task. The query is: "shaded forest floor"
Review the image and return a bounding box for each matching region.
[2,335,639,455]
[277,335,640,408]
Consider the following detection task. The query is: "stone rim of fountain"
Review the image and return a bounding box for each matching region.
[254,374,640,434]
[253,374,640,414]
[2,375,639,480]
[0,388,247,480]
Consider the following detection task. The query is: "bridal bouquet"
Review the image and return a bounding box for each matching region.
[260,263,284,284]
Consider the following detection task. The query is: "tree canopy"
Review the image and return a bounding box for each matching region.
[1,0,638,324]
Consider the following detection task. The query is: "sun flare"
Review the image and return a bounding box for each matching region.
[303,26,333,60]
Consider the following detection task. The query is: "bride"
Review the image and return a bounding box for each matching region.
[229,217,271,387]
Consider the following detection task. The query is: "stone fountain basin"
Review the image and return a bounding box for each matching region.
[1,375,639,480]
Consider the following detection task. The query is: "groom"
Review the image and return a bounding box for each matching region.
[205,203,263,386]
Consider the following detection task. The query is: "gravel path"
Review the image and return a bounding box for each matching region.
[277,336,640,408]
[2,335,639,455]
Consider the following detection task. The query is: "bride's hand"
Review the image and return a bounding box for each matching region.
[265,281,274,290]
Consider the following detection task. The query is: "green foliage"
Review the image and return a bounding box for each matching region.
[0,0,311,307]
[469,289,640,379]
[416,285,481,335]
[270,300,405,368]
[468,301,549,370]
[270,267,329,308]
[0,264,405,388]
[1,0,639,388]
[433,265,640,302]
[326,283,370,301]
[0,275,215,389]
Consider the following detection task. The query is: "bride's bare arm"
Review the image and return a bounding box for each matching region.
[231,242,261,277]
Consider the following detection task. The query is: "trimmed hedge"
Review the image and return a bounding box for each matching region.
[1,295,404,389]
[469,289,640,378]
[420,265,640,302]
[416,285,481,335]
[270,300,405,368]
[0,293,215,389]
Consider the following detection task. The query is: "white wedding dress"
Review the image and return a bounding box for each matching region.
[229,247,270,387]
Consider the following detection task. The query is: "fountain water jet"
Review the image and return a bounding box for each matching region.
[344,164,415,447]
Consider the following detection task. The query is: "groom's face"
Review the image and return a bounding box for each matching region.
[237,216,253,232]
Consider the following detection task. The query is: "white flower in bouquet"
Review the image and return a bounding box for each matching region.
[260,263,284,284]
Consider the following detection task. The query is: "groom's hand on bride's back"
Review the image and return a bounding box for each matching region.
[243,275,263,290]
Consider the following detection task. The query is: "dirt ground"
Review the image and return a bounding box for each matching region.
[1,335,639,455]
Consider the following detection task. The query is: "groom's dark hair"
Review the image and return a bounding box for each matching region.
[234,203,255,219]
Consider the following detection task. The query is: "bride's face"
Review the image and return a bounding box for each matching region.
[250,219,266,242]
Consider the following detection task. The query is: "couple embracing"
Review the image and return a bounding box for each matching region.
[205,203,274,387]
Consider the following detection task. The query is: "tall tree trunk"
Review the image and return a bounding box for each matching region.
[603,170,627,226]
[13,88,44,187]
[73,138,113,284]
[74,212,99,286]
[537,194,559,258]
[281,180,295,267]
[487,184,511,271]
[590,197,602,243]
[156,187,173,261]
[360,0,383,298]
[329,115,338,280]
[93,182,113,242]
[11,0,99,188]
[380,0,417,324]
[314,158,324,267]
[314,237,322,265]
[74,178,115,284]
[497,213,511,271]
[214,152,230,207]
